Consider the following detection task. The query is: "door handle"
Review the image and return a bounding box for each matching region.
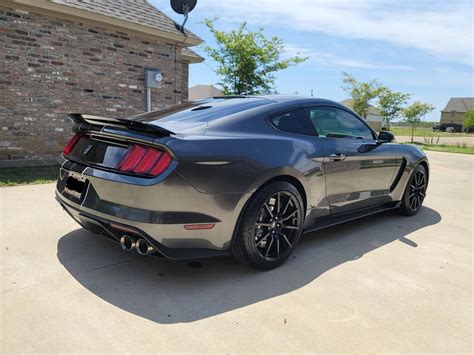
[329,153,346,161]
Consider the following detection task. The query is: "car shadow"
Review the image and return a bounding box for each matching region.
[57,207,441,324]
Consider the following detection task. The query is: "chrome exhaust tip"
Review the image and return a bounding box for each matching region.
[120,235,135,251]
[136,239,154,256]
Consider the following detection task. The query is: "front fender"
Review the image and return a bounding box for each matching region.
[390,143,429,201]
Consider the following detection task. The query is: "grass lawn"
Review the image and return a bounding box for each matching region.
[0,166,58,187]
[390,127,472,137]
[410,143,474,155]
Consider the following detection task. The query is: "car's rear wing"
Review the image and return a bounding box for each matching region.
[67,113,174,136]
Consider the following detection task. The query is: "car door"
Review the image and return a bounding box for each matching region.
[309,106,401,215]
[268,108,330,220]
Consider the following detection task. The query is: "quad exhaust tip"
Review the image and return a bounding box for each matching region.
[120,235,135,251]
[136,238,154,256]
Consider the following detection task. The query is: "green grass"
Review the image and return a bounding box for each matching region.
[0,166,58,187]
[390,127,472,137]
[410,142,474,155]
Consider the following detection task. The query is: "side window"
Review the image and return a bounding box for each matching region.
[309,107,374,140]
[269,109,317,136]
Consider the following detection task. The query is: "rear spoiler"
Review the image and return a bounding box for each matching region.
[67,113,174,136]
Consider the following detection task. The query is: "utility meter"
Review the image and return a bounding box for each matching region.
[144,67,162,89]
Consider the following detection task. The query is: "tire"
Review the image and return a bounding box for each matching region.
[397,164,427,216]
[233,181,305,270]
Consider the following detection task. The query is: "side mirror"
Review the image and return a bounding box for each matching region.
[378,131,395,142]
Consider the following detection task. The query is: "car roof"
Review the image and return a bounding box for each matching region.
[207,95,342,106]
[133,95,361,135]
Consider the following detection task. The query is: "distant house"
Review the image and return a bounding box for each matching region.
[189,85,223,101]
[440,97,474,131]
[340,99,383,131]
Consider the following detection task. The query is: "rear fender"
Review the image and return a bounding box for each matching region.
[242,166,310,198]
[228,167,311,252]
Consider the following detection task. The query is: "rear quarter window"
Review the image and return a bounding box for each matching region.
[269,109,318,136]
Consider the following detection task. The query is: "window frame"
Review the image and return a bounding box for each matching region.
[265,104,378,140]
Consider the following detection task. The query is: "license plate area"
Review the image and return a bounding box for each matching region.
[63,174,87,200]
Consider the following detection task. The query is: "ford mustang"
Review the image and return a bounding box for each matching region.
[56,96,429,269]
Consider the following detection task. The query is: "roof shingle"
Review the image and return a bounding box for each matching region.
[441,97,474,113]
[50,0,201,41]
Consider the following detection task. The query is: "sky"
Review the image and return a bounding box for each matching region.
[151,0,473,121]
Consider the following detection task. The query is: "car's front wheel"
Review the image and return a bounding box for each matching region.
[233,181,304,270]
[398,164,428,216]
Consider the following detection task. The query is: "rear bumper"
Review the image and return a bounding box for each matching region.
[56,156,251,253]
[56,195,231,260]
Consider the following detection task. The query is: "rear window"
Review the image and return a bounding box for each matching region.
[133,98,272,124]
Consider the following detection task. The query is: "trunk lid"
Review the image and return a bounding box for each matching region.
[65,114,174,175]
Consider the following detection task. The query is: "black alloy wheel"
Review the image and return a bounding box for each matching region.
[398,164,427,216]
[233,181,304,270]
[408,169,426,211]
[254,191,302,261]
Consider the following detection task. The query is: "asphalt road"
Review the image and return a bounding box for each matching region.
[1,151,472,353]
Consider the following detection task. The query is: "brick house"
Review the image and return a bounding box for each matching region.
[439,97,474,131]
[0,0,203,165]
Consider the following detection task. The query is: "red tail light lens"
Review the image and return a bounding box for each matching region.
[134,149,163,174]
[117,145,148,171]
[117,144,172,176]
[63,133,83,156]
[149,152,171,175]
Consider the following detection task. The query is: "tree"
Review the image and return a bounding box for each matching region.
[402,102,435,142]
[463,109,474,132]
[377,88,411,130]
[341,72,384,118]
[202,19,307,95]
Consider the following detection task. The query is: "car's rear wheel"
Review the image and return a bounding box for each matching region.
[398,164,427,216]
[233,181,304,270]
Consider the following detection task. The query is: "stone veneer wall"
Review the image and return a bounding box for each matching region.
[0,5,190,162]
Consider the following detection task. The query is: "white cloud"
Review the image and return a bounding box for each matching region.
[194,0,473,65]
[284,45,415,71]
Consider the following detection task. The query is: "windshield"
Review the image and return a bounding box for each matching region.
[131,98,272,124]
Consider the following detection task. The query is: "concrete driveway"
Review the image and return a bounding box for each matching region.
[1,151,472,353]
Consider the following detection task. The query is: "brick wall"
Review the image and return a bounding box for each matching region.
[0,6,190,161]
[181,62,189,102]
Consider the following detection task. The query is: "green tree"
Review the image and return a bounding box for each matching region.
[341,72,384,118]
[402,102,435,142]
[463,109,474,132]
[202,19,307,95]
[377,88,411,130]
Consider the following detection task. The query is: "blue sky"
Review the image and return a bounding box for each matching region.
[151,0,473,121]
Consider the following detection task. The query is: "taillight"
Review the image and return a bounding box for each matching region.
[63,133,82,156]
[117,144,172,176]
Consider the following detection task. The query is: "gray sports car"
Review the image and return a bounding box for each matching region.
[56,96,429,269]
